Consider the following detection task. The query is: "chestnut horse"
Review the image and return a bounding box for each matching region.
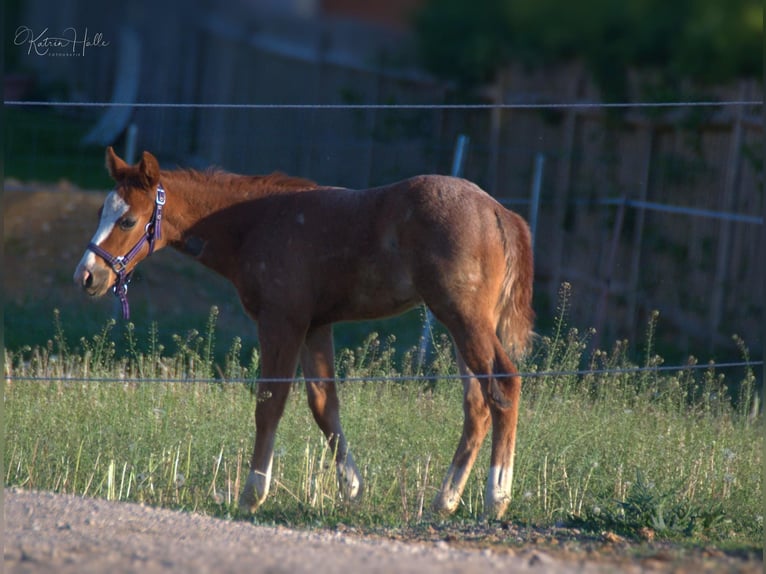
[74,148,534,519]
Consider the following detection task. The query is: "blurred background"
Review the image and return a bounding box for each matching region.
[4,0,763,369]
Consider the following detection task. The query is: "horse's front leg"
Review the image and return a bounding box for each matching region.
[300,324,363,501]
[239,319,306,514]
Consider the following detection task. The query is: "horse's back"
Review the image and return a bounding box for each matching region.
[381,175,522,264]
[237,174,530,329]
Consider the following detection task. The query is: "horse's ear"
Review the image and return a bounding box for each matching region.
[105,146,128,180]
[138,151,161,187]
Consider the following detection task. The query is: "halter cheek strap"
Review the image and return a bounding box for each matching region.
[88,184,166,320]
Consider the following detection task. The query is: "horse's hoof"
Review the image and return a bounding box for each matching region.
[336,459,363,502]
[237,491,260,515]
[431,492,460,516]
[483,497,510,521]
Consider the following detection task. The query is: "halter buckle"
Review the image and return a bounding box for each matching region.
[112,257,127,274]
[156,186,166,206]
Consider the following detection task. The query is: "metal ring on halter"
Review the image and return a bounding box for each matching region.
[112,257,128,274]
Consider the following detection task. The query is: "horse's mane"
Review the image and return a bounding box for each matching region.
[168,167,318,193]
[253,172,318,191]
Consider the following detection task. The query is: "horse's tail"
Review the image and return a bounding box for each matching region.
[495,210,535,360]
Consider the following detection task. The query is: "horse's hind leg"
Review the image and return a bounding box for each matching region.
[239,320,305,514]
[300,325,362,501]
[432,350,491,515]
[484,336,522,519]
[438,318,522,519]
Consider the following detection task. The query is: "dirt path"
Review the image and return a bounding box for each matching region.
[4,489,609,574]
[5,489,761,574]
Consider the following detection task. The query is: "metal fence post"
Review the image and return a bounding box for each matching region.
[529,153,545,251]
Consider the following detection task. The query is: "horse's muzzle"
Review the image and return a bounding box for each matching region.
[73,263,112,297]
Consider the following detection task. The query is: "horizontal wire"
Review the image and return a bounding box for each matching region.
[5,360,762,386]
[3,99,762,110]
[599,197,764,224]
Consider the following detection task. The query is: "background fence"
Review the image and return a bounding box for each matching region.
[5,1,763,364]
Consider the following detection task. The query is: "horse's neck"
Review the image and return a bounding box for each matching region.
[160,171,269,277]
[162,172,244,233]
[161,170,316,238]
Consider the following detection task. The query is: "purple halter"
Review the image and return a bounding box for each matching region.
[88,184,166,320]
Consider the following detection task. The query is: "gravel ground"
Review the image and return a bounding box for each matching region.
[5,489,762,574]
[5,489,614,574]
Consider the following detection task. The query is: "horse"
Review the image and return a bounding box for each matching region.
[73,147,534,519]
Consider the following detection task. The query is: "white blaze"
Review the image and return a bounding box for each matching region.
[75,191,130,271]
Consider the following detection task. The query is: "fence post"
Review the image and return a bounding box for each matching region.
[549,67,583,306]
[709,84,747,338]
[125,123,138,165]
[529,153,545,250]
[450,134,469,177]
[593,196,628,350]
[626,127,654,340]
[487,72,508,195]
[417,134,469,370]
[549,111,578,304]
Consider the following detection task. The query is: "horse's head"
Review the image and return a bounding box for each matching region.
[73,147,165,310]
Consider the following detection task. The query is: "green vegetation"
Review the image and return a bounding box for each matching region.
[5,302,762,552]
[5,107,112,189]
[415,0,763,99]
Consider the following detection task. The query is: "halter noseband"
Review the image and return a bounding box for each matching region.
[88,184,166,320]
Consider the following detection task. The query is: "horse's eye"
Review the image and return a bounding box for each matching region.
[119,217,137,230]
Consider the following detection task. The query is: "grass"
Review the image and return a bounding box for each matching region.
[4,301,763,554]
